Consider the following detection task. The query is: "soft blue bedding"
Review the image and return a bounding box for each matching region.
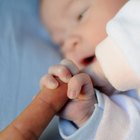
[0,0,62,139]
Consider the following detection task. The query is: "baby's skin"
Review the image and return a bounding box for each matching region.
[40,59,97,127]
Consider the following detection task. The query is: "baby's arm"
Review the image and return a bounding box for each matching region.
[40,59,97,127]
[40,60,140,140]
[0,79,68,140]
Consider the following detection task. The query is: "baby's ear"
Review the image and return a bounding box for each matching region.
[60,59,79,75]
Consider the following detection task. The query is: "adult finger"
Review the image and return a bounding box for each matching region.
[0,79,68,140]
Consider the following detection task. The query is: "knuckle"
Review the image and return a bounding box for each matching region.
[69,75,80,85]
[80,73,91,80]
[69,73,91,86]
[58,65,69,75]
[48,64,61,73]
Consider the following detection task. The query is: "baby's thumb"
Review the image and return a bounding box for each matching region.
[60,59,79,75]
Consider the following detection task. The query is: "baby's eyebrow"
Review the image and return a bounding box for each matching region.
[65,0,75,10]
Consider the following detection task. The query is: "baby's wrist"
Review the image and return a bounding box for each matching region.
[75,106,95,128]
[74,93,97,128]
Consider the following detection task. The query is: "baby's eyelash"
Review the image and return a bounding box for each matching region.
[77,8,89,21]
[78,13,83,21]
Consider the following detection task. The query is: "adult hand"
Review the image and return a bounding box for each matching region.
[0,79,68,140]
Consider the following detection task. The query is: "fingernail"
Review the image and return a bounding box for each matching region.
[47,80,58,89]
[68,90,77,99]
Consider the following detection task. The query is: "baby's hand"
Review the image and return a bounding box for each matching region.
[40,59,97,127]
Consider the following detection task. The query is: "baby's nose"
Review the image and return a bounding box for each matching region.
[62,37,81,54]
[61,37,95,70]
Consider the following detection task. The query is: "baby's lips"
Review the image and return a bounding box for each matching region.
[80,55,95,66]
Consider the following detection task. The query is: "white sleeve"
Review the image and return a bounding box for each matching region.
[95,0,140,91]
[58,90,104,140]
[59,90,140,140]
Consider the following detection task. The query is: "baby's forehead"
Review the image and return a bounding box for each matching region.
[44,0,72,9]
[42,0,75,24]
[41,0,84,34]
[44,0,81,14]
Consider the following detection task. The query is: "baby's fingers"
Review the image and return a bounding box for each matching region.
[60,59,79,75]
[48,64,72,83]
[40,74,59,89]
[67,73,94,100]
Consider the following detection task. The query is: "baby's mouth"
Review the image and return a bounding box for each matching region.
[81,55,96,66]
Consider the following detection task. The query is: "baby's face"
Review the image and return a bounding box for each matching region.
[41,0,127,92]
[41,0,126,68]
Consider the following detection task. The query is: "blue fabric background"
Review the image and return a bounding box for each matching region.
[0,0,62,139]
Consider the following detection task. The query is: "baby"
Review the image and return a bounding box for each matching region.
[40,0,140,139]
[40,0,128,94]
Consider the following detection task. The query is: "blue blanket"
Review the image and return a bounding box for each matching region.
[0,0,62,139]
